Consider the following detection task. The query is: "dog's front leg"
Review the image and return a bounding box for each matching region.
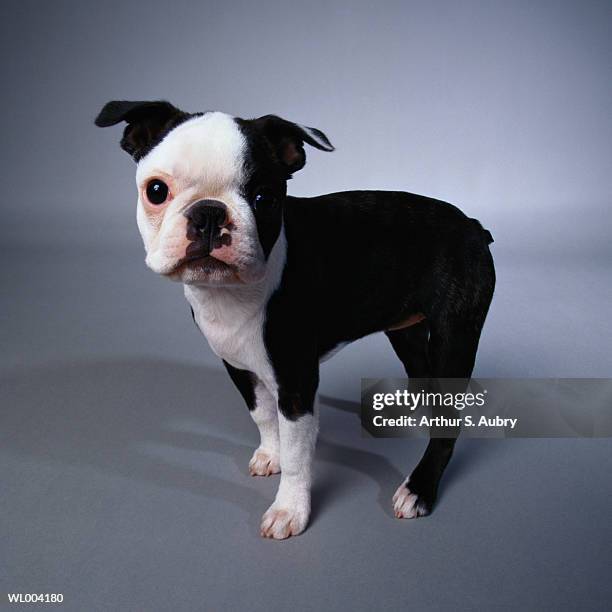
[248,381,281,476]
[222,360,280,476]
[260,387,318,540]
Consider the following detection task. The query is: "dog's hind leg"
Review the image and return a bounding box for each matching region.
[390,254,494,518]
[391,317,484,518]
[390,232,495,519]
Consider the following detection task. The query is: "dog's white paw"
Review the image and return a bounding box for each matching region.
[248,447,280,477]
[260,503,309,539]
[392,481,431,519]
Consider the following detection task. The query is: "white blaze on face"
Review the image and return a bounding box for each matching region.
[134,112,264,284]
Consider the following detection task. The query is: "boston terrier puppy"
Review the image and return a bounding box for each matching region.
[95,100,495,540]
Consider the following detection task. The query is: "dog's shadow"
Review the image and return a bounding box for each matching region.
[1,358,498,532]
[318,393,503,510]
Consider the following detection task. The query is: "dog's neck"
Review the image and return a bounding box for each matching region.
[183,226,287,322]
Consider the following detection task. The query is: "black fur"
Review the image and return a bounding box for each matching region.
[223,361,257,412]
[94,100,199,161]
[261,190,495,511]
[265,191,495,402]
[243,114,334,175]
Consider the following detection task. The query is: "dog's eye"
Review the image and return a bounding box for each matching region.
[253,190,275,210]
[145,179,169,205]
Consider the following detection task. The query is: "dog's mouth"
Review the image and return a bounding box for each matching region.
[173,253,231,273]
[167,242,236,278]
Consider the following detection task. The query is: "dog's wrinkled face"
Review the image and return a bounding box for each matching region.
[95,101,333,286]
[134,111,262,286]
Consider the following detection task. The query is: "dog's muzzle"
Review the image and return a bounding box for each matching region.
[184,199,229,257]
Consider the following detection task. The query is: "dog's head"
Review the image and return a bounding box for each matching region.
[95,101,333,286]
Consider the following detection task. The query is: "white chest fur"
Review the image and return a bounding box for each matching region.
[186,284,271,377]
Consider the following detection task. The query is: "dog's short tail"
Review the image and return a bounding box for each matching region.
[470,218,494,244]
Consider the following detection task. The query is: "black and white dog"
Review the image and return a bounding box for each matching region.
[95,100,495,539]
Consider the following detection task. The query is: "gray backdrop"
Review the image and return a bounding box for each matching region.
[1,1,611,611]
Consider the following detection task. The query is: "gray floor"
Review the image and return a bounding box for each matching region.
[1,245,612,611]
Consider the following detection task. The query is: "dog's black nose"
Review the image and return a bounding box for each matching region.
[185,200,228,253]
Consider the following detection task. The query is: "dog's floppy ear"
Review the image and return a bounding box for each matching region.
[254,115,334,175]
[95,100,190,161]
